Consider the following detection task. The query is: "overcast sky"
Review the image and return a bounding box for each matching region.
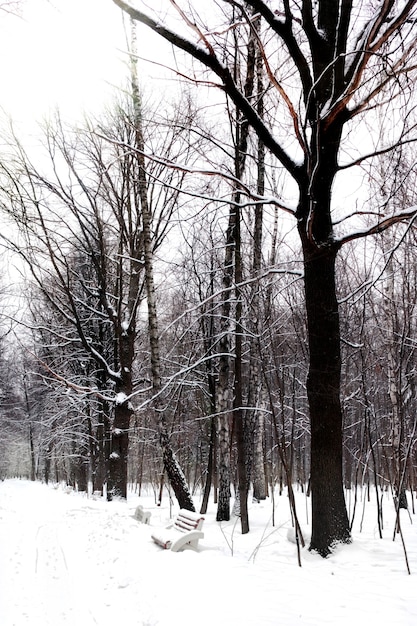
[0,0,134,126]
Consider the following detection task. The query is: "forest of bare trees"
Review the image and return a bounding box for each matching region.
[1,0,417,557]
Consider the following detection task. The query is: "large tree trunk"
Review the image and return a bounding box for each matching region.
[295,98,352,553]
[299,224,350,556]
[108,400,132,499]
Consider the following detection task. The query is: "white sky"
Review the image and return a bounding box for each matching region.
[0,0,139,125]
[0,0,371,230]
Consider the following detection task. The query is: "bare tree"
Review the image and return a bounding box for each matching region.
[0,92,195,500]
[113,0,417,555]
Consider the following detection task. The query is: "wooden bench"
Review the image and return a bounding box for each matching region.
[133,505,151,525]
[151,509,205,552]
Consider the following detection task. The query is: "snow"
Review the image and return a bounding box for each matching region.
[115,392,128,405]
[1,480,417,625]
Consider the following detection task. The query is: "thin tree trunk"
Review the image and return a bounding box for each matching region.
[248,22,266,502]
[24,379,36,482]
[130,20,194,511]
[199,253,218,513]
[234,200,249,533]
[384,255,407,510]
[216,235,233,519]
[29,423,36,482]
[225,7,258,530]
[200,416,216,514]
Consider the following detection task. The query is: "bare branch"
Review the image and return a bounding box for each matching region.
[337,206,417,247]
[112,0,302,182]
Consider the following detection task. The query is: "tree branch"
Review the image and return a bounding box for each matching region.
[337,206,417,247]
[244,0,314,101]
[112,0,303,182]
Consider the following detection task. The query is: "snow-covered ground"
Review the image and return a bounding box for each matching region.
[1,479,416,625]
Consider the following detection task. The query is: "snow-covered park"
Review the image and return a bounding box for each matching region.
[1,479,417,625]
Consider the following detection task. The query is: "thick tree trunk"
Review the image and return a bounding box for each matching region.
[107,292,136,500]
[295,110,351,554]
[108,400,132,499]
[301,241,350,555]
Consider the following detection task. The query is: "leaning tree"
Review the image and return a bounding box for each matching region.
[113,0,417,555]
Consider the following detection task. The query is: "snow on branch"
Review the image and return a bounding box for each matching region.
[336,205,417,247]
[25,349,115,403]
[337,136,417,171]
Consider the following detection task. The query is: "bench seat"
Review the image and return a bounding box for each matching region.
[151,508,205,552]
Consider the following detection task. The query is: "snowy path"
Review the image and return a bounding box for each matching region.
[1,483,104,624]
[1,480,417,625]
[0,481,155,625]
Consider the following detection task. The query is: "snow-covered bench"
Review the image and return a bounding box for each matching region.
[151,509,205,552]
[134,505,151,525]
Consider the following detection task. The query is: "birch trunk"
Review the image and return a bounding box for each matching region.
[130,20,194,511]
[215,226,233,520]
[384,255,407,509]
[248,26,266,502]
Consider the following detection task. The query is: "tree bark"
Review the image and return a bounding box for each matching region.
[29,423,36,482]
[200,416,216,514]
[384,254,407,510]
[108,400,132,499]
[130,19,195,511]
[234,201,249,533]
[248,22,266,503]
[295,111,351,554]
[301,241,350,555]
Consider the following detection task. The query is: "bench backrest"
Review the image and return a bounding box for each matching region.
[134,505,151,524]
[174,509,205,534]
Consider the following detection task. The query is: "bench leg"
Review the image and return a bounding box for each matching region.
[170,531,204,552]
